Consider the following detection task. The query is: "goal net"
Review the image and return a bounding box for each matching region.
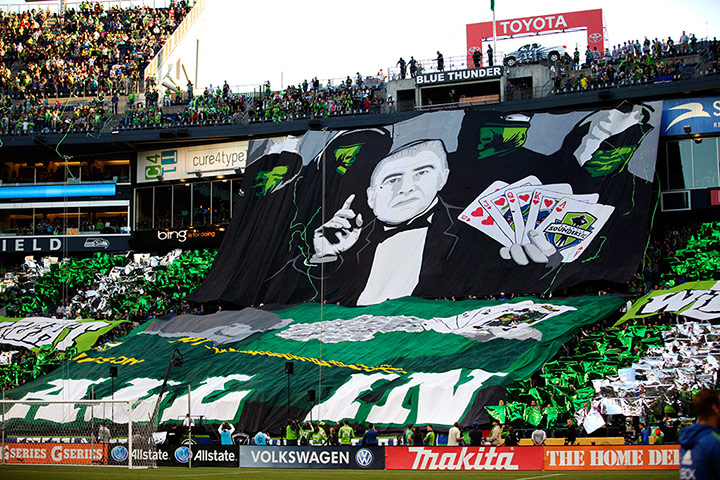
[0,399,158,468]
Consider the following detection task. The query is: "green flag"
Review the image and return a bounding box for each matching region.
[490,0,495,11]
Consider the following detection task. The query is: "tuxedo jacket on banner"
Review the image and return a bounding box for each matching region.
[280,198,462,306]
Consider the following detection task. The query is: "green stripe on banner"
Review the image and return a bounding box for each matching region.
[5,296,623,432]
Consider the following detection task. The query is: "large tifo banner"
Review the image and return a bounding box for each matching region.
[0,317,124,352]
[617,280,720,324]
[190,104,662,307]
[6,297,623,432]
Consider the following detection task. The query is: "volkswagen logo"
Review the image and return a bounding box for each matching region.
[111,445,128,463]
[355,448,374,468]
[589,32,603,43]
[174,446,190,463]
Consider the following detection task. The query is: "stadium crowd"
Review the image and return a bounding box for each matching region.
[0,1,190,99]
[552,35,718,93]
[0,1,190,134]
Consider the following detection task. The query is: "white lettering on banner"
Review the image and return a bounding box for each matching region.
[0,319,111,351]
[638,288,720,321]
[4,379,105,422]
[416,67,502,86]
[713,100,720,116]
[0,237,63,253]
[305,373,399,423]
[589,449,644,467]
[84,378,168,423]
[160,375,254,422]
[251,450,350,465]
[546,449,585,466]
[193,449,236,462]
[366,369,507,425]
[133,448,169,461]
[649,449,680,466]
[499,15,567,35]
[409,447,519,471]
[157,230,187,242]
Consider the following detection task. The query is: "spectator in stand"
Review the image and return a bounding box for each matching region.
[639,423,649,444]
[565,418,577,446]
[408,57,418,77]
[487,45,494,66]
[489,419,503,446]
[436,51,444,71]
[397,57,407,79]
[472,49,482,68]
[505,425,519,446]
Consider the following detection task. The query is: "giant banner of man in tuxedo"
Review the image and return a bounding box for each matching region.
[190,103,662,307]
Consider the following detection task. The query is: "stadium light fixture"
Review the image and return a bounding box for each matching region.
[194,170,203,178]
[683,125,692,134]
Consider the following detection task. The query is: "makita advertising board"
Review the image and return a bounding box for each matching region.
[385,446,543,471]
[661,96,720,136]
[239,446,384,469]
[543,446,680,470]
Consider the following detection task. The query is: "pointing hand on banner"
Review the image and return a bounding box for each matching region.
[311,194,363,263]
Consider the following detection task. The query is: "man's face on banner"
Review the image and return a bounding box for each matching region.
[367,147,449,225]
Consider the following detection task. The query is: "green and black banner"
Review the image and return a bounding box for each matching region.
[6,296,624,433]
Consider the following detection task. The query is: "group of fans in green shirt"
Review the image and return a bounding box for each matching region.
[283,419,438,446]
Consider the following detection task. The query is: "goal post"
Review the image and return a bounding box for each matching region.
[0,399,158,468]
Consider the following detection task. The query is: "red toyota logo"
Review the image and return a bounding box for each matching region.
[589,33,603,43]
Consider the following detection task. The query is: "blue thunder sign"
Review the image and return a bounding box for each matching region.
[661,97,720,136]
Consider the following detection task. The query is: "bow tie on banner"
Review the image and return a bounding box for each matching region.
[374,209,435,243]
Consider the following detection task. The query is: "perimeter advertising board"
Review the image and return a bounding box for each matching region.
[543,446,680,470]
[108,444,238,467]
[239,446,384,469]
[385,446,543,471]
[0,443,105,464]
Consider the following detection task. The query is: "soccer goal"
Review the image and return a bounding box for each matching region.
[0,399,158,468]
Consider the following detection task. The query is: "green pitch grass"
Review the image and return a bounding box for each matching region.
[0,466,680,480]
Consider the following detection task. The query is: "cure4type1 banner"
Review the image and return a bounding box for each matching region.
[190,103,662,308]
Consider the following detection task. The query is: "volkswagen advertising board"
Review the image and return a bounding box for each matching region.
[239,446,384,469]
